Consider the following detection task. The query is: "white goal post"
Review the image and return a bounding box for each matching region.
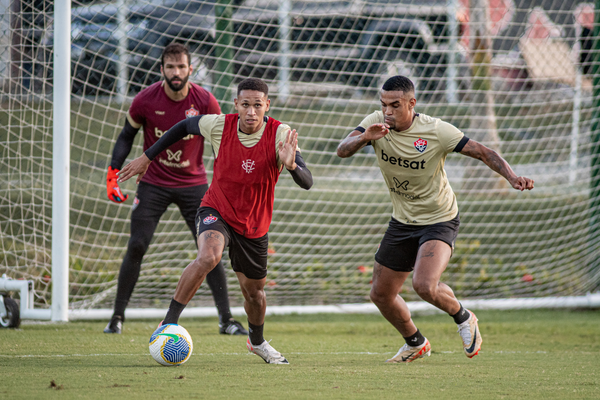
[1,0,599,322]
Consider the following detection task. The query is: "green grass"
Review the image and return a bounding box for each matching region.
[1,309,599,399]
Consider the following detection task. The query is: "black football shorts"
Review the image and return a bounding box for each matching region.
[375,213,460,272]
[196,206,269,280]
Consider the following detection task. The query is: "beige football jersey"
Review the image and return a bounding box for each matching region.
[198,114,296,168]
[358,111,464,225]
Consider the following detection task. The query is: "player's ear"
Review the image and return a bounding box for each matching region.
[233,97,239,110]
[265,98,270,112]
[160,65,164,77]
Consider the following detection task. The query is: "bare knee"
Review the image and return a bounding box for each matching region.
[186,254,221,278]
[412,279,436,301]
[370,286,394,307]
[244,287,266,306]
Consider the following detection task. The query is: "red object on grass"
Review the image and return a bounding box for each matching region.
[522,274,534,282]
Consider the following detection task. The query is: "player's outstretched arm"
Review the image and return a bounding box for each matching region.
[117,153,152,184]
[337,123,390,158]
[118,116,203,184]
[460,139,534,191]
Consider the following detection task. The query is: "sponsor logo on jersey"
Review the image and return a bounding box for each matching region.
[393,177,409,190]
[154,127,194,141]
[389,187,421,201]
[155,110,165,115]
[166,149,182,162]
[381,150,426,170]
[242,159,256,174]
[185,104,200,118]
[158,158,190,168]
[414,138,428,153]
[203,215,218,225]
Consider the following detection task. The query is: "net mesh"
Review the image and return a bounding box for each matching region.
[1,0,599,311]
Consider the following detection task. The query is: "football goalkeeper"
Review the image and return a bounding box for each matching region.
[104,43,246,336]
[337,75,534,363]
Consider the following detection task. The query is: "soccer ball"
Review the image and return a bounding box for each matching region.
[149,324,193,366]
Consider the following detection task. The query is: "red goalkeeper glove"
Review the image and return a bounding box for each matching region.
[107,166,129,203]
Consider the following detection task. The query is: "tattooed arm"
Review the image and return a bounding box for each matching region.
[460,139,534,191]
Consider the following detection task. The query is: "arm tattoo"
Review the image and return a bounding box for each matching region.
[462,141,512,181]
[337,134,367,157]
[486,151,507,178]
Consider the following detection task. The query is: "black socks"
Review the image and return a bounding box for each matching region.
[451,304,470,325]
[403,329,426,347]
[248,321,265,346]
[163,298,186,325]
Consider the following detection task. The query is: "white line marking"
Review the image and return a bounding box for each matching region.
[0,350,563,359]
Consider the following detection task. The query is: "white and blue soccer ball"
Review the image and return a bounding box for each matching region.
[149,324,193,366]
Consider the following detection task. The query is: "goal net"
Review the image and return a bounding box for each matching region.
[1,0,599,315]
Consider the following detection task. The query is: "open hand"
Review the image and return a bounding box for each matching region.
[364,123,390,141]
[278,129,298,170]
[117,154,152,184]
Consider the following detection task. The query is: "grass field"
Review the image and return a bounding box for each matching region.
[1,309,599,399]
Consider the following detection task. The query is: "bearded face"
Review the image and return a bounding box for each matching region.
[161,54,191,92]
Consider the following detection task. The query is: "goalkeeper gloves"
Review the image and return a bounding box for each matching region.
[106,166,129,203]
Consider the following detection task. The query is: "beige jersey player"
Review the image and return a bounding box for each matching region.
[357,110,463,225]
[337,75,534,364]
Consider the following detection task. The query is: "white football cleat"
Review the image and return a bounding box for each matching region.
[386,338,431,363]
[457,310,482,358]
[246,338,289,364]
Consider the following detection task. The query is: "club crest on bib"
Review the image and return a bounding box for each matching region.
[414,138,428,153]
[203,215,218,225]
[242,159,256,174]
[185,104,200,119]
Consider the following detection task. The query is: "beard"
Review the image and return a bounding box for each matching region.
[164,73,189,92]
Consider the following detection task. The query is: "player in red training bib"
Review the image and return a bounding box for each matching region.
[118,78,313,364]
[103,43,247,336]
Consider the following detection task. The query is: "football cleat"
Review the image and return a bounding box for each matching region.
[246,338,289,364]
[457,310,482,358]
[219,319,248,335]
[386,338,431,363]
[103,315,123,334]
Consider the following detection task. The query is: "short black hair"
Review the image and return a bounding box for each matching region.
[161,43,191,67]
[237,78,269,96]
[382,75,415,94]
